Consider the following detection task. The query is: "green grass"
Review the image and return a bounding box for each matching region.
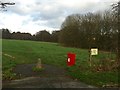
[2,39,119,87]
[32,66,44,72]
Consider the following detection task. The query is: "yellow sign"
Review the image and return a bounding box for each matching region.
[91,48,98,55]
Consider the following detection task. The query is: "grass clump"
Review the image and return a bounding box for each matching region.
[2,69,17,80]
[32,67,44,72]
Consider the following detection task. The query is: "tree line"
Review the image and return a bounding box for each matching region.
[59,11,118,52]
[59,1,119,52]
[1,28,60,43]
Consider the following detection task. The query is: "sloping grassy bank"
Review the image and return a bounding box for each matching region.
[2,39,119,87]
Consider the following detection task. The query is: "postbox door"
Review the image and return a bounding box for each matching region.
[67,53,76,66]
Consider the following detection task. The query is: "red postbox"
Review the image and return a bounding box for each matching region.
[67,53,76,66]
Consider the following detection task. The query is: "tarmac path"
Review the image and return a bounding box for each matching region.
[2,64,95,88]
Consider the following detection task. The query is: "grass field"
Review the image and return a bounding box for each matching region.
[2,39,119,87]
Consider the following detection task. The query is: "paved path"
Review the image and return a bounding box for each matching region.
[3,64,95,88]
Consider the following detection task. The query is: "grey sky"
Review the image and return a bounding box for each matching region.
[0,0,118,34]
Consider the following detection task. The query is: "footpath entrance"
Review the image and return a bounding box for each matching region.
[3,64,95,88]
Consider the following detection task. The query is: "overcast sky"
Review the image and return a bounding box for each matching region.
[0,0,118,35]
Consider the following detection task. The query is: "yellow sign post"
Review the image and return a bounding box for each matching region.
[89,48,98,67]
[91,48,98,55]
